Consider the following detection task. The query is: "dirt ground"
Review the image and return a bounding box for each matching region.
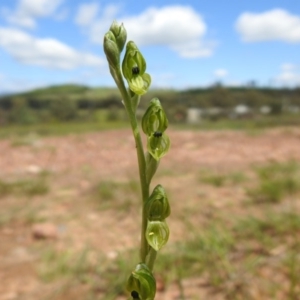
[1,127,300,300]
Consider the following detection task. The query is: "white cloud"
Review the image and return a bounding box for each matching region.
[77,3,122,40]
[76,4,215,58]
[235,9,300,43]
[3,0,65,28]
[0,27,104,70]
[281,63,296,71]
[275,63,300,86]
[75,2,99,27]
[54,8,69,21]
[214,69,228,78]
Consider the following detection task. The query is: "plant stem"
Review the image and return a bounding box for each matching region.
[113,68,150,262]
[146,248,157,271]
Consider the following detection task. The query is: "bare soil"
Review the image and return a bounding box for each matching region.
[1,127,300,300]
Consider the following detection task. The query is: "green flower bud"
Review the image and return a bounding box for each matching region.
[142,98,168,136]
[127,263,156,300]
[103,31,120,68]
[147,132,170,161]
[109,21,127,53]
[145,185,170,221]
[122,41,151,95]
[122,41,146,77]
[129,73,151,95]
[146,220,170,251]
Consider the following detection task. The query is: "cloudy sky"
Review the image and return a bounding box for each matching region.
[0,0,299,93]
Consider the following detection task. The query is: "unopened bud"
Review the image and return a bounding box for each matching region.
[145,185,170,221]
[126,263,156,300]
[142,98,168,136]
[103,31,120,68]
[122,41,151,95]
[146,220,170,251]
[109,21,127,53]
[147,132,170,161]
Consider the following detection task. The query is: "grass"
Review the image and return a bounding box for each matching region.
[234,212,300,248]
[1,112,300,141]
[93,179,140,210]
[37,246,135,300]
[233,209,300,299]
[39,248,92,283]
[31,201,300,299]
[200,170,247,187]
[0,175,49,197]
[247,161,300,203]
[10,132,41,147]
[2,129,300,299]
[36,225,237,299]
[175,114,300,131]
[84,163,300,298]
[95,181,117,201]
[0,178,48,227]
[201,173,227,187]
[285,251,300,300]
[0,201,47,228]
[166,225,235,287]
[39,223,256,299]
[0,120,128,140]
[22,207,47,224]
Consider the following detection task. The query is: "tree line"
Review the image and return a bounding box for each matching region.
[0,85,300,124]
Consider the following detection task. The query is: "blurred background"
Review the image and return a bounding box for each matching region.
[1,0,300,299]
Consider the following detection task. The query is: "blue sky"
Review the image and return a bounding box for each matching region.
[0,0,300,93]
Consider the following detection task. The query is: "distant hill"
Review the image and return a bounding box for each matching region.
[1,83,300,111]
[0,84,178,108]
[14,84,120,100]
[21,84,91,96]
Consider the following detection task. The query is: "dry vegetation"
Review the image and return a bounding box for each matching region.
[1,127,300,300]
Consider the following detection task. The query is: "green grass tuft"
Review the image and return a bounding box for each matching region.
[247,161,300,203]
[0,175,49,197]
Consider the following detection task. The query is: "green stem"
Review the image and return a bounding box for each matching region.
[146,248,157,271]
[112,67,149,262]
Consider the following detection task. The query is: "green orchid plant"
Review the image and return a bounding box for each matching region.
[103,21,171,300]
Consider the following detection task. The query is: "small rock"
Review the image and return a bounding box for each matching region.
[270,245,286,256]
[107,251,118,260]
[26,164,42,174]
[87,213,98,220]
[32,223,58,240]
[156,275,166,292]
[11,247,34,262]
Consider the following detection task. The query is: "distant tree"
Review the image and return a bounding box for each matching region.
[167,105,187,123]
[208,87,233,108]
[243,90,265,108]
[9,97,37,124]
[0,97,12,110]
[50,97,78,121]
[0,109,9,124]
[27,98,46,109]
[270,100,283,115]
